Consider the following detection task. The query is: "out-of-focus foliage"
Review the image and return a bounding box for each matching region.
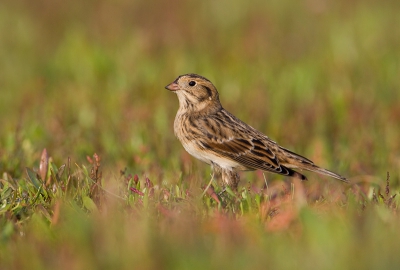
[0,0,399,269]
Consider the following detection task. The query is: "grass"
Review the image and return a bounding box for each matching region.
[1,0,400,269]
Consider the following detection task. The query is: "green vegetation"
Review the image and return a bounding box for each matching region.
[1,0,399,269]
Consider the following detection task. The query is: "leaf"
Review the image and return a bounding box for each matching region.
[83,196,98,212]
[1,187,13,200]
[57,164,66,180]
[81,165,89,177]
[26,167,42,189]
[225,186,237,197]
[1,174,18,190]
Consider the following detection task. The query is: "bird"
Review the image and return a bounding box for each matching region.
[165,73,348,190]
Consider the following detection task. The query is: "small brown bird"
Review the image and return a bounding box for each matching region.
[166,74,348,190]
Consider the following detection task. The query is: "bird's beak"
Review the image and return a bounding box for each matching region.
[165,82,180,91]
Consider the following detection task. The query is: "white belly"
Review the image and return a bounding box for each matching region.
[181,140,242,170]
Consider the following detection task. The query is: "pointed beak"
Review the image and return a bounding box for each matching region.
[165,82,180,91]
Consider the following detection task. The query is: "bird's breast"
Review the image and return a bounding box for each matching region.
[173,113,246,170]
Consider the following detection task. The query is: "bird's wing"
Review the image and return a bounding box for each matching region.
[191,111,308,179]
[190,110,345,182]
[200,135,305,178]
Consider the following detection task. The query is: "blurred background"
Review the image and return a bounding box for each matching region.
[1,0,399,184]
[1,1,400,269]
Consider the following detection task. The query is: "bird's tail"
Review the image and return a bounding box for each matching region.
[278,146,349,183]
[303,164,349,183]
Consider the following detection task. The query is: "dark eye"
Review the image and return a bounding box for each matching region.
[188,81,196,86]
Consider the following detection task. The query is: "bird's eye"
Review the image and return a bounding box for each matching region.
[188,81,196,86]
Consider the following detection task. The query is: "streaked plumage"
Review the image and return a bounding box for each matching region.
[166,73,348,190]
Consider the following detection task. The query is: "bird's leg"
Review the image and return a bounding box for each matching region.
[221,168,240,191]
[218,188,227,196]
[211,162,222,179]
[210,163,240,191]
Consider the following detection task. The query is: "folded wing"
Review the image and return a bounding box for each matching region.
[200,136,307,179]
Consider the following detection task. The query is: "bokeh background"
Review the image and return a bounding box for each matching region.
[1,0,400,269]
[2,0,399,182]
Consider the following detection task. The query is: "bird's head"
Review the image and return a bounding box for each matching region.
[165,74,221,114]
